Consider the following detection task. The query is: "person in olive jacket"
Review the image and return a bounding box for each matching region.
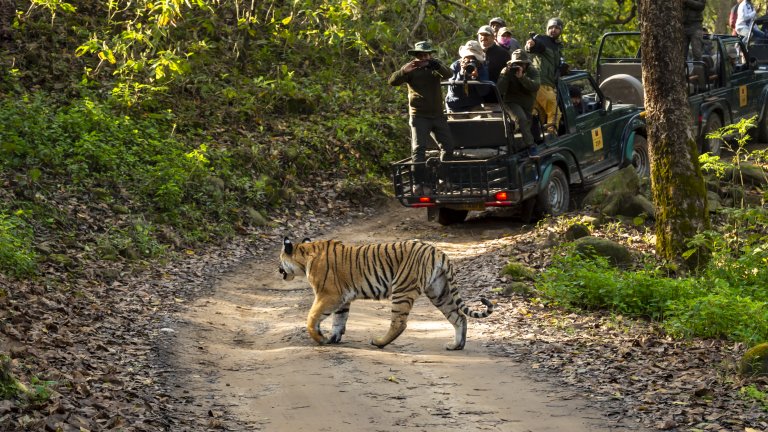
[388,41,454,193]
[497,49,541,153]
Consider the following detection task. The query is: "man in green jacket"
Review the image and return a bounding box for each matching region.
[525,17,564,135]
[497,49,541,154]
[389,41,454,194]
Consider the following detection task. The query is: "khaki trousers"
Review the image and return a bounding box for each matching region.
[534,84,559,130]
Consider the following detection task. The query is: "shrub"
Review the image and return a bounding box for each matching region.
[665,293,768,344]
[537,251,704,320]
[0,211,38,277]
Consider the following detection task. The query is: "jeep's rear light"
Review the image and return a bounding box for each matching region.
[418,196,432,203]
[494,191,509,201]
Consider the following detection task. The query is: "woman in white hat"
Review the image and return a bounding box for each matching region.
[445,40,490,113]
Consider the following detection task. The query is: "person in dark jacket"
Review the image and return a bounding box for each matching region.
[497,49,541,152]
[477,25,511,83]
[525,17,564,135]
[445,40,490,114]
[683,0,706,61]
[388,41,454,193]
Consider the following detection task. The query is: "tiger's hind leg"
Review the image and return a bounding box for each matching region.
[329,301,351,344]
[425,274,468,350]
[371,289,419,349]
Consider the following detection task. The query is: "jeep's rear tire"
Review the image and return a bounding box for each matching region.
[436,208,468,225]
[535,166,569,217]
[632,134,650,177]
[703,115,723,156]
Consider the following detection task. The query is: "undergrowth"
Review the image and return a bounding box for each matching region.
[535,118,768,346]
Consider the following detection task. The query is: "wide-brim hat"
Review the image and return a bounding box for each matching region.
[458,40,486,62]
[510,49,531,64]
[497,27,513,37]
[408,40,436,55]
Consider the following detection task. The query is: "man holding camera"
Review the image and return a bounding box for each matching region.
[497,49,541,154]
[389,41,455,194]
[445,40,490,114]
[525,17,565,135]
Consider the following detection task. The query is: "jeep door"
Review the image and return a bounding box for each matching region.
[558,75,624,179]
[724,39,762,122]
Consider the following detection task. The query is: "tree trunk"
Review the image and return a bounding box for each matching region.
[638,0,710,267]
[711,0,733,34]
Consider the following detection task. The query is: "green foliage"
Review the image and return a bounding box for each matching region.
[26,376,57,403]
[538,167,768,344]
[537,250,704,320]
[537,247,768,343]
[501,261,535,280]
[0,211,38,277]
[0,355,29,400]
[740,385,768,411]
[665,293,768,343]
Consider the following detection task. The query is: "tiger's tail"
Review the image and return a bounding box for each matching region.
[444,262,494,319]
[460,297,494,318]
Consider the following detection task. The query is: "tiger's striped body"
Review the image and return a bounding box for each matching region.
[278,237,493,350]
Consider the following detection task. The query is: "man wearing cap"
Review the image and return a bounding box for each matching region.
[477,25,511,83]
[525,17,565,135]
[445,40,490,113]
[489,17,506,35]
[496,27,521,53]
[388,41,454,193]
[497,49,541,153]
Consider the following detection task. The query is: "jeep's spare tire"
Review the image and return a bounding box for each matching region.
[599,74,644,106]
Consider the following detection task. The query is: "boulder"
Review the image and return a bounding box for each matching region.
[727,163,768,187]
[740,342,768,377]
[706,190,721,213]
[564,223,591,241]
[573,236,633,267]
[582,167,653,218]
[583,166,640,206]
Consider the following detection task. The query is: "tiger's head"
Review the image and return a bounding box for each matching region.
[278,237,311,281]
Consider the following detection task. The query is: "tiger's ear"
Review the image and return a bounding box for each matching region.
[283,237,293,255]
[302,237,311,243]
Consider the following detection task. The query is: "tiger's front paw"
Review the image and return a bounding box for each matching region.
[308,330,330,345]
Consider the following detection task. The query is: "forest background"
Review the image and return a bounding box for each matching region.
[6,0,768,428]
[0,0,739,276]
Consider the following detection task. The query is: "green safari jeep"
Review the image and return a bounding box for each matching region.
[596,31,768,155]
[391,70,648,225]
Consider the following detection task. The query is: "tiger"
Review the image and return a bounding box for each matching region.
[278,237,494,350]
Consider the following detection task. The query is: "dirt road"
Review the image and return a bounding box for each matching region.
[164,202,646,431]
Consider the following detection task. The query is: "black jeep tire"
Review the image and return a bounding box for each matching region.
[534,166,569,217]
[632,134,650,177]
[436,208,469,226]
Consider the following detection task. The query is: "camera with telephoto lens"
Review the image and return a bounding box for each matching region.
[464,59,478,75]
